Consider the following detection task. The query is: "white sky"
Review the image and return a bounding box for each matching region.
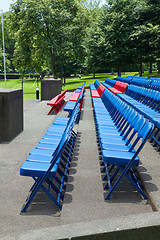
[0,0,16,12]
[0,0,106,12]
[100,0,106,7]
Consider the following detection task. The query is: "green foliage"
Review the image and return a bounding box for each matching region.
[1,0,160,78]
[10,0,88,77]
[0,13,15,72]
[97,0,137,75]
[96,0,160,75]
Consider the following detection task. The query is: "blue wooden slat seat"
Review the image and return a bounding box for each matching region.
[53,116,70,122]
[45,121,69,136]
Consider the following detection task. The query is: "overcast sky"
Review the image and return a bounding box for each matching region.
[0,0,16,12]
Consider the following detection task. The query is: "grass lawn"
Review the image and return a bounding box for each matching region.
[0,78,41,100]
[0,71,159,100]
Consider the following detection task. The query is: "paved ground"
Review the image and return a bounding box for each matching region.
[0,89,160,239]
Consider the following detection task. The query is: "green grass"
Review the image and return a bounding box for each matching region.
[62,73,109,90]
[0,71,160,100]
[0,78,41,100]
[61,71,140,90]
[62,71,160,90]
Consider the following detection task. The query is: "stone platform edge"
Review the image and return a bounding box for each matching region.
[1,211,160,240]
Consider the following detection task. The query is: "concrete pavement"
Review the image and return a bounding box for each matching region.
[0,89,160,239]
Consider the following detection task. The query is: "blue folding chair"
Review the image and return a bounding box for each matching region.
[100,112,142,150]
[102,122,154,200]
[20,104,80,212]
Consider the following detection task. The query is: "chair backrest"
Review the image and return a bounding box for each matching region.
[53,103,80,159]
[116,76,132,83]
[122,113,141,141]
[114,81,128,92]
[119,108,135,134]
[61,89,68,97]
[94,80,100,89]
[105,78,116,87]
[138,122,154,141]
[97,84,106,97]
[127,118,146,152]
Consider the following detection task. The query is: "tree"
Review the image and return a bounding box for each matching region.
[99,0,137,76]
[127,0,159,75]
[130,23,160,75]
[10,0,87,77]
[84,23,106,77]
[0,13,15,73]
[143,0,160,73]
[97,0,160,76]
[56,1,89,81]
[82,0,107,76]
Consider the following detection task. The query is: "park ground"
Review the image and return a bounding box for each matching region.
[0,88,160,239]
[0,71,160,100]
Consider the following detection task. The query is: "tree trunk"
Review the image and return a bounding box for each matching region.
[139,62,143,76]
[149,62,152,74]
[50,49,57,78]
[60,64,63,84]
[111,68,114,75]
[63,72,66,86]
[10,60,15,73]
[118,64,121,76]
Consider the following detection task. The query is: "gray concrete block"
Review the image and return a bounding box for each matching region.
[0,89,23,142]
[41,78,62,100]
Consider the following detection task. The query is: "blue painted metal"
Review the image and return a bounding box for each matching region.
[91,80,154,199]
[20,103,80,212]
